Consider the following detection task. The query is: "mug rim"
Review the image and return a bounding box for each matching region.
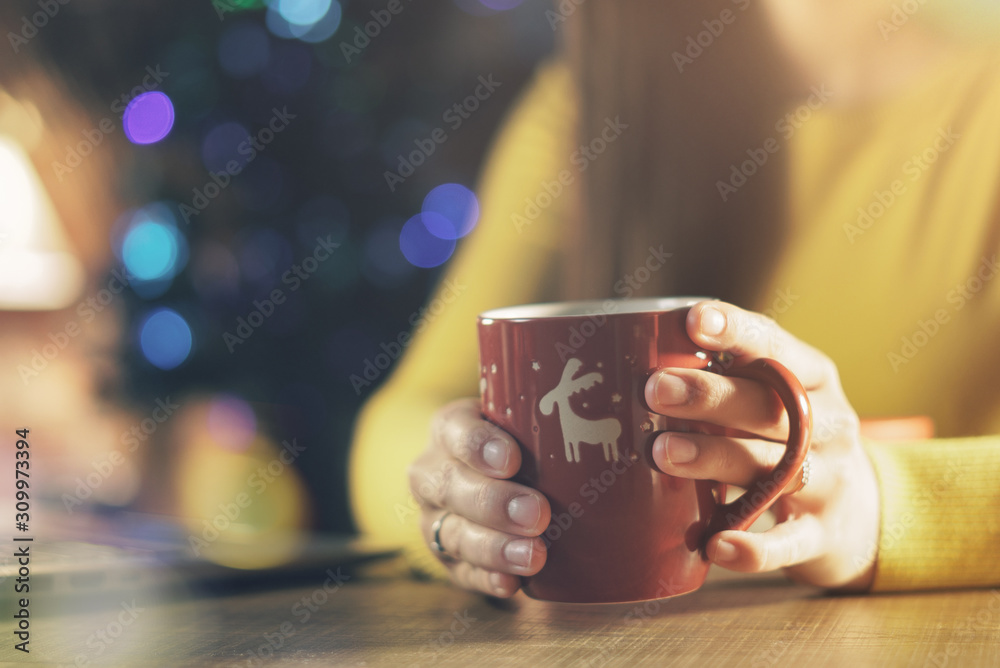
[479,297,712,322]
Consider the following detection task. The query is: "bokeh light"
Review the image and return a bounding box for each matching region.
[123,92,175,145]
[421,183,480,239]
[176,431,309,570]
[113,203,189,296]
[278,0,331,26]
[122,221,179,281]
[294,5,343,43]
[218,22,270,79]
[266,0,342,43]
[207,395,258,452]
[265,5,298,39]
[19,0,565,542]
[138,308,194,370]
[399,214,457,268]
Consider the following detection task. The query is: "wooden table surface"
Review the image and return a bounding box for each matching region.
[6,560,1000,667]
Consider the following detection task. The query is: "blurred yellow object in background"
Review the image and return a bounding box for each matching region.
[174,397,311,570]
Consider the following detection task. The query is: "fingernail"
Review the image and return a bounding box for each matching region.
[508,495,541,529]
[701,306,726,337]
[483,439,508,472]
[654,373,688,406]
[503,539,534,568]
[713,539,737,563]
[666,435,698,464]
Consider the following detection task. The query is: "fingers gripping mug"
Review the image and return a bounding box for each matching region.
[477,298,812,604]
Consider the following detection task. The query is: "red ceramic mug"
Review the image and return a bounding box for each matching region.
[477,297,812,604]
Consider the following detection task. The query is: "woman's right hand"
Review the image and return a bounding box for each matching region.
[408,398,551,597]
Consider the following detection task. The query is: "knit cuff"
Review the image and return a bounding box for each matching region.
[863,437,1000,591]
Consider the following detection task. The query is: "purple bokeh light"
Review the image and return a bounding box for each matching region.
[207,394,257,453]
[123,92,175,145]
[421,183,480,240]
[399,214,456,268]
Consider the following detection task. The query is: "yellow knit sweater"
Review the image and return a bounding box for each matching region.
[350,52,1000,592]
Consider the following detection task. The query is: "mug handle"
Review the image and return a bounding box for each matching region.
[702,357,812,541]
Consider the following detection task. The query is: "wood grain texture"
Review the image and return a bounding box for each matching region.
[5,564,999,667]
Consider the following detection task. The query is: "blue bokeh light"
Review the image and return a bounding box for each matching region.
[123,92,175,145]
[399,214,457,268]
[295,4,343,43]
[113,203,188,295]
[265,5,298,39]
[122,222,178,281]
[421,183,480,240]
[138,308,193,370]
[266,0,341,42]
[278,0,331,26]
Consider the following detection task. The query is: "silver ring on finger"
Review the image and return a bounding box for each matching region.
[431,511,457,561]
[787,452,813,495]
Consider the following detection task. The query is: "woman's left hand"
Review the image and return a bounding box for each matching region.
[644,300,880,590]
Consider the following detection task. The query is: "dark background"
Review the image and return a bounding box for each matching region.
[7,0,557,531]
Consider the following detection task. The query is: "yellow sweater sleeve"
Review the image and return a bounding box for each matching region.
[348,61,575,578]
[864,437,1000,591]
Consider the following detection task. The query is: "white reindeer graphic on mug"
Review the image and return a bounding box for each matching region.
[539,358,622,463]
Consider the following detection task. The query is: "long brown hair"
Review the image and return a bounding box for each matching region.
[563,1,803,307]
